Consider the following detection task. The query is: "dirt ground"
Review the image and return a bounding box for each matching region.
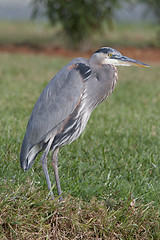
[0,45,159,63]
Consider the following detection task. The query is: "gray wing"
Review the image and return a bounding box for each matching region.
[25,57,88,149]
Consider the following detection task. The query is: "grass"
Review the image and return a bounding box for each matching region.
[0,53,159,239]
[0,20,159,48]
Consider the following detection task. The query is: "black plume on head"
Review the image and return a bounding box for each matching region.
[94,47,121,56]
[95,48,110,54]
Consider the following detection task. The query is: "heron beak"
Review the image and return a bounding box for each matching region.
[119,55,150,67]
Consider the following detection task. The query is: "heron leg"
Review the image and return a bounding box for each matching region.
[40,139,54,199]
[52,148,62,201]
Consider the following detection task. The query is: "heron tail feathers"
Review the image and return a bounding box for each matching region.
[20,139,40,171]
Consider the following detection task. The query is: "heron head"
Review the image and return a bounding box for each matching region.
[91,47,150,67]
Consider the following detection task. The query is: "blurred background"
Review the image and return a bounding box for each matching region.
[0,0,159,60]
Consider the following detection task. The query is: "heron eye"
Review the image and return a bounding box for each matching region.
[108,53,113,58]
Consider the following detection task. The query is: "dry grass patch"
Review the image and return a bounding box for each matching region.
[0,192,159,239]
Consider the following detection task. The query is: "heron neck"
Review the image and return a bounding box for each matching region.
[89,54,102,72]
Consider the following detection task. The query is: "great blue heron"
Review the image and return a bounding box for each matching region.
[20,47,149,200]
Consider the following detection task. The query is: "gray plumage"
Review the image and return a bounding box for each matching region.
[20,47,149,200]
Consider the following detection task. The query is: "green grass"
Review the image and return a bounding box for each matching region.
[0,20,159,48]
[0,20,66,47]
[0,53,159,239]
